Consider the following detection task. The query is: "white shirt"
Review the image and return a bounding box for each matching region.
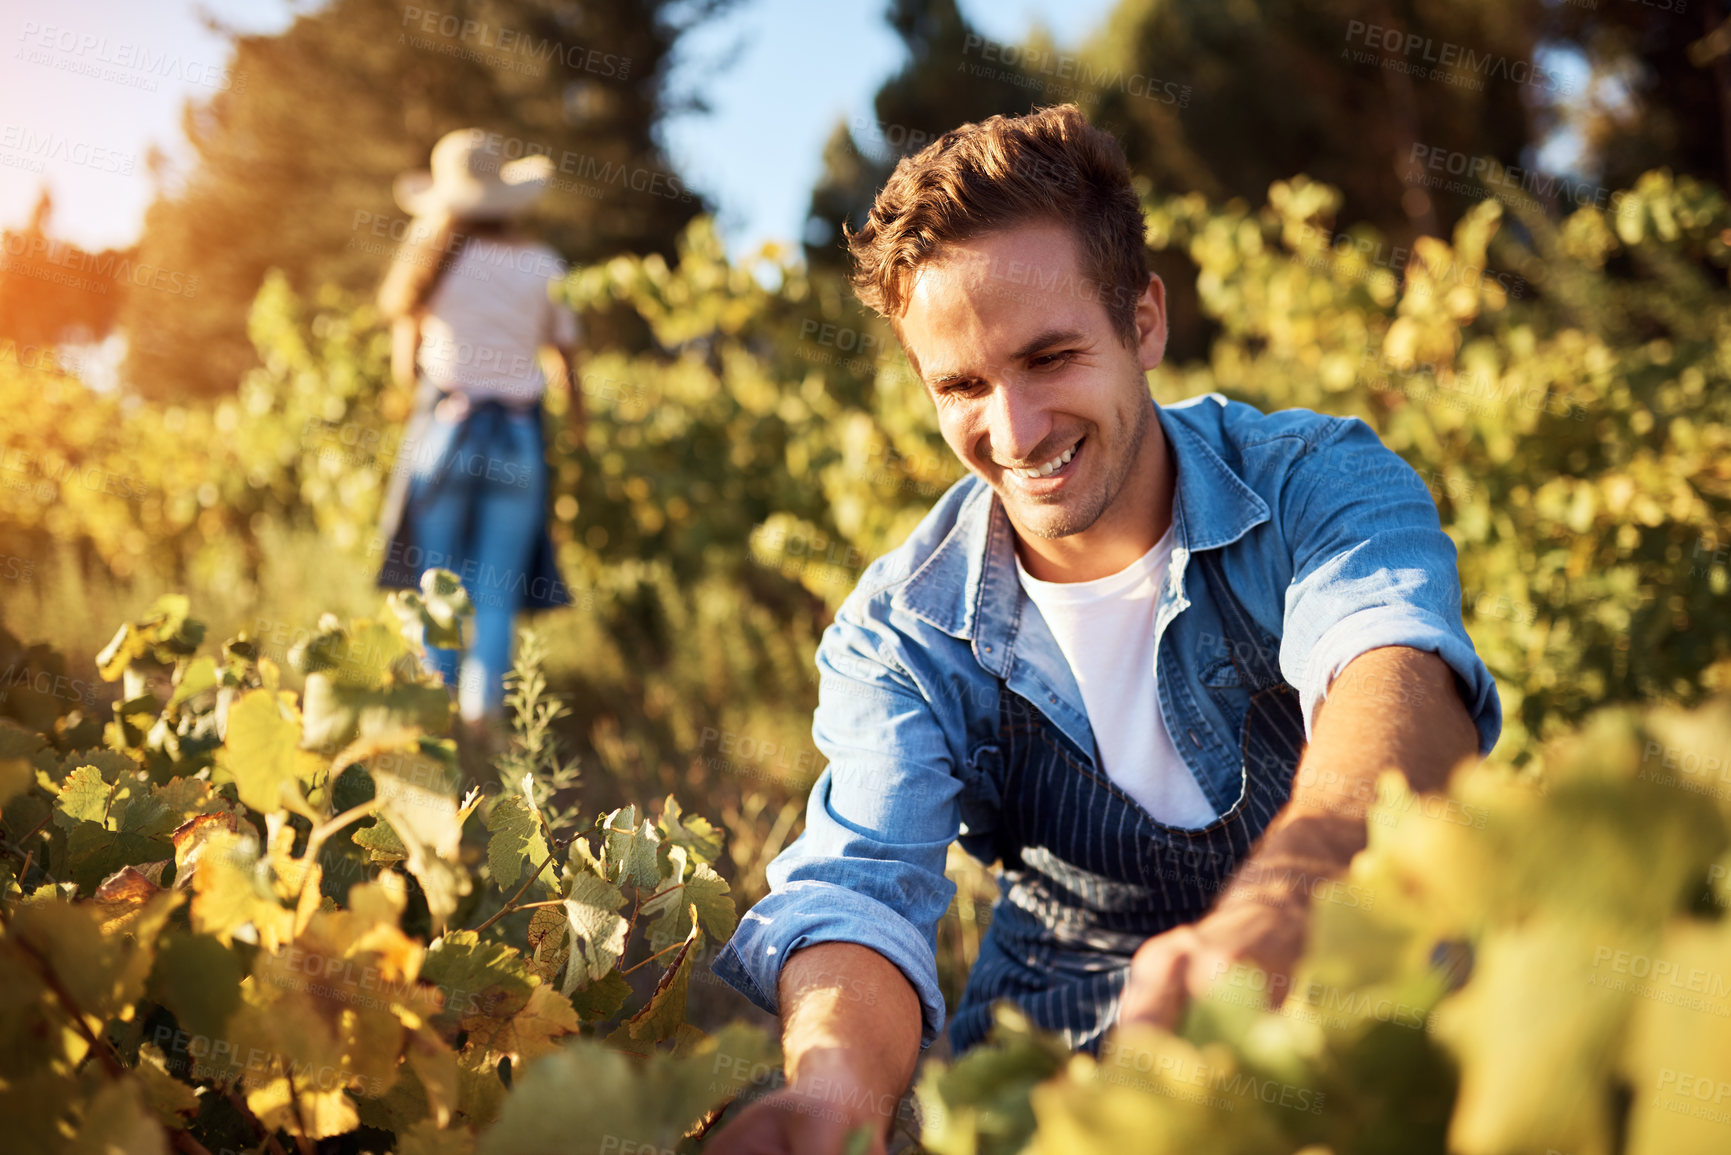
[1013,522,1221,829]
[417,237,580,404]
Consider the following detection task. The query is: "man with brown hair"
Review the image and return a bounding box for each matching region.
[708,104,1498,1154]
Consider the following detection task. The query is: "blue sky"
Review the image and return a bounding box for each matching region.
[0,0,1117,256]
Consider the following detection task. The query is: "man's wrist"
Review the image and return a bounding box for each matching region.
[783,1048,902,1133]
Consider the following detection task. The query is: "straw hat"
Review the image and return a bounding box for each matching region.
[393,127,553,219]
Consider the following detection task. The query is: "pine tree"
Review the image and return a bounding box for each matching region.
[120,0,730,400]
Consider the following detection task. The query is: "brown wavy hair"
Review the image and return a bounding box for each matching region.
[843,103,1149,347]
[376,214,512,320]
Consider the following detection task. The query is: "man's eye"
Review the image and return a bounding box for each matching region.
[1032,351,1074,368]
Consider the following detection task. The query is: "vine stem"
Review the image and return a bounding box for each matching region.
[0,902,127,1078]
[225,1087,290,1155]
[0,810,55,868]
[620,937,688,976]
[470,850,559,934]
[286,1069,316,1155]
[292,797,385,909]
[0,902,267,1154]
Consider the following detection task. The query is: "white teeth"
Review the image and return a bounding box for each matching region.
[1014,444,1077,479]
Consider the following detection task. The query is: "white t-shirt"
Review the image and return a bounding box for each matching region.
[1013,522,1221,829]
[416,237,580,404]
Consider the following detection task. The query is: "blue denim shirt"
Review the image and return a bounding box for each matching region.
[710,393,1502,1049]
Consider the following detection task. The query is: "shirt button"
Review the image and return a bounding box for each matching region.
[1188,730,1201,748]
[1049,695,1058,705]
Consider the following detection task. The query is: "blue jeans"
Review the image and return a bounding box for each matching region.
[404,402,548,721]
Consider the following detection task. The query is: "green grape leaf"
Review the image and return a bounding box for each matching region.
[54,764,116,828]
[1430,916,1634,1155]
[365,736,471,929]
[165,655,219,710]
[601,805,661,889]
[213,689,322,816]
[476,1022,777,1155]
[640,856,736,955]
[603,919,699,1057]
[353,817,409,863]
[487,776,550,895]
[300,673,453,754]
[657,794,723,864]
[568,969,632,1022]
[420,568,474,650]
[135,1041,201,1128]
[188,829,295,951]
[7,887,179,1020]
[460,981,582,1067]
[559,873,629,996]
[145,930,243,1040]
[917,1004,1069,1155]
[422,931,536,1033]
[65,1076,169,1155]
[1619,917,1731,1155]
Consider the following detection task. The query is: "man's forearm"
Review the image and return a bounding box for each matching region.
[1217,646,1480,911]
[777,941,922,1137]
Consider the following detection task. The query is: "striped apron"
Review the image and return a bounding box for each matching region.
[947,544,1307,1054]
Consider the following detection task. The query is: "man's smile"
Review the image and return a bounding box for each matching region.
[1002,436,1083,489]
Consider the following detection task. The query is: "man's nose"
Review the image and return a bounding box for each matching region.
[985,380,1050,464]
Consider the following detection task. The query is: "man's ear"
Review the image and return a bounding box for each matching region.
[1136,272,1168,372]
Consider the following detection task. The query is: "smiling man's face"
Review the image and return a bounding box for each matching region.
[898,219,1172,576]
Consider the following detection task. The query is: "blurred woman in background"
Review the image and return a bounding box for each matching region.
[374,127,585,754]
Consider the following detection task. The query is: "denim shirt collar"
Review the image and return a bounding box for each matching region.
[891,399,1271,757]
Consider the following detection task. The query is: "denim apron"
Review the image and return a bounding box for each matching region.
[947,544,1307,1054]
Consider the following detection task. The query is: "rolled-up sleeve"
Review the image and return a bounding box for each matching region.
[1277,417,1503,757]
[709,617,962,1050]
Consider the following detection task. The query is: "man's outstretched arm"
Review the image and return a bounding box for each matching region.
[1119,644,1481,1028]
[707,942,922,1155]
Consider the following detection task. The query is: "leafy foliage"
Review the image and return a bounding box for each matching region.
[0,574,771,1153]
[918,693,1731,1155]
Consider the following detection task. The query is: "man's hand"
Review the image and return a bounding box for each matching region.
[1119,897,1307,1030]
[705,1077,886,1155]
[1120,646,1480,1033]
[705,942,919,1155]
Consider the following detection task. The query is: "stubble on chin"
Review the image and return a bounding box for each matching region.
[997,399,1149,541]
